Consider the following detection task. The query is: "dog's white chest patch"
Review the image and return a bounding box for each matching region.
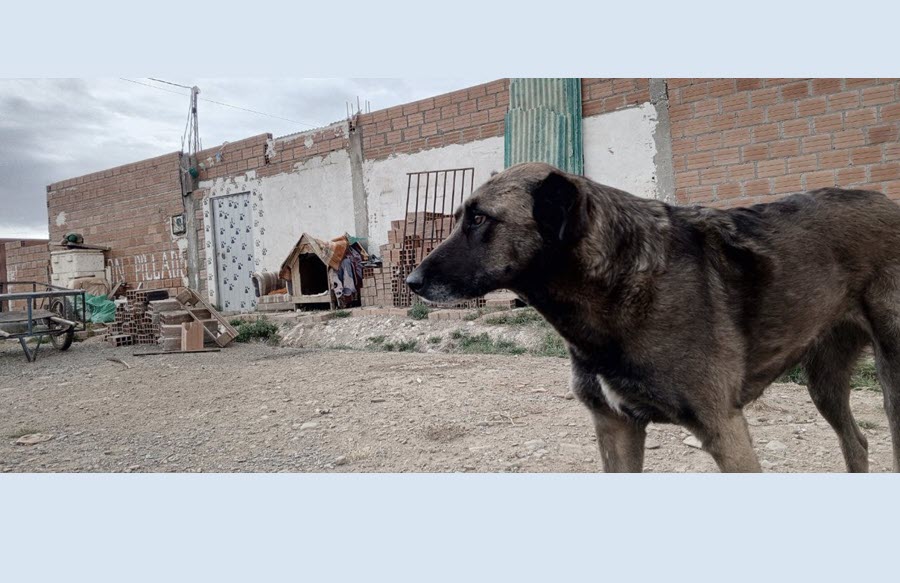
[597,374,626,415]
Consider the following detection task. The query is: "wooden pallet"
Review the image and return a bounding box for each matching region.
[175,288,238,347]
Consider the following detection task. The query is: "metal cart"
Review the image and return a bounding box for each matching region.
[0,281,87,362]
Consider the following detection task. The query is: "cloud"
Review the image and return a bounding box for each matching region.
[0,77,494,238]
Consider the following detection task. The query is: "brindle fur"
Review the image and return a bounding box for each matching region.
[406,162,900,473]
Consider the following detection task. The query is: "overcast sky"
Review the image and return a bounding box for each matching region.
[0,77,494,239]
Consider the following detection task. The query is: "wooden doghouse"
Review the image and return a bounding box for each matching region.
[279,234,337,309]
[279,233,344,309]
[279,233,368,310]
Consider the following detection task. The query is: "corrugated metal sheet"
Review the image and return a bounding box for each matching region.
[504,78,583,174]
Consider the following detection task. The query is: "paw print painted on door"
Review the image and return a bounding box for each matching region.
[212,191,256,314]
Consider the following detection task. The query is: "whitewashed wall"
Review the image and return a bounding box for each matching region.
[258,151,356,270]
[199,106,667,309]
[582,102,660,199]
[362,136,505,250]
[200,150,356,307]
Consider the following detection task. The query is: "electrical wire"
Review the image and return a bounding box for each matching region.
[148,77,193,90]
[119,78,323,128]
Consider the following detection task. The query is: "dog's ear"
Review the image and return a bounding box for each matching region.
[531,170,581,243]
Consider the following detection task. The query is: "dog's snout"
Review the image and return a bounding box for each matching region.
[406,270,425,293]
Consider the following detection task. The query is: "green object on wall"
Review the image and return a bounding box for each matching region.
[504,78,583,175]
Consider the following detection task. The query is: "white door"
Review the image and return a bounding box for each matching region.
[211,192,256,312]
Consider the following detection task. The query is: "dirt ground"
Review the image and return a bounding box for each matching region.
[1,321,894,473]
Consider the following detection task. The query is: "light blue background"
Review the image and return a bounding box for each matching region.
[3,1,897,77]
[2,474,899,581]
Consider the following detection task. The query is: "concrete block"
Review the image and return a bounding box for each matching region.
[148,299,181,312]
[160,311,192,325]
[158,337,181,352]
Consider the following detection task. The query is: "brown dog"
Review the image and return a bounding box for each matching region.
[406,162,900,472]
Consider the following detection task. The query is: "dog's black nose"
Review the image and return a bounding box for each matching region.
[406,270,424,293]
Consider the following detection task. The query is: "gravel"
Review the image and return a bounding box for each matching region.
[0,332,894,473]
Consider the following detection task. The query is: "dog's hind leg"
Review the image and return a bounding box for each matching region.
[801,323,870,472]
[696,411,762,472]
[872,342,900,472]
[863,272,900,472]
[590,408,647,473]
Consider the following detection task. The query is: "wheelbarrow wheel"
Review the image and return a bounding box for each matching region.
[47,298,75,351]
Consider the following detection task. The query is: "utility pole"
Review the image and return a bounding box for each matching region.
[189,86,201,156]
[181,85,202,291]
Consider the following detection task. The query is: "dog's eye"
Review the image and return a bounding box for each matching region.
[472,214,487,226]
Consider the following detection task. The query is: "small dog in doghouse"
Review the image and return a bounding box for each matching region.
[407,162,900,472]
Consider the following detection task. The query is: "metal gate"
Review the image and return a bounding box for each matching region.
[394,167,484,309]
[211,192,256,312]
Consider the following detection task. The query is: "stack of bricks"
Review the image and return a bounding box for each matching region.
[106,289,170,347]
[107,303,148,346]
[362,212,485,310]
[360,266,390,307]
[106,304,133,347]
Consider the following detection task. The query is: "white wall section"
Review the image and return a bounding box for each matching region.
[582,103,660,199]
[363,137,504,250]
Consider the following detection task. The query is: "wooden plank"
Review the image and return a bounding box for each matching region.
[132,348,221,356]
[107,282,125,300]
[181,321,204,351]
[0,309,56,323]
[50,242,112,251]
[174,288,238,346]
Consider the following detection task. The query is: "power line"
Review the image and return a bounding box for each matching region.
[148,77,193,90]
[118,78,323,129]
[119,77,185,96]
[200,95,321,128]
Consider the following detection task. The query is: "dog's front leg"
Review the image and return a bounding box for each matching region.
[590,408,647,472]
[570,366,647,472]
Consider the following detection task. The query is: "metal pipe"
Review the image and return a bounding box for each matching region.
[402,173,413,242]
[430,170,439,248]
[439,169,449,241]
[449,170,458,231]
[421,172,430,262]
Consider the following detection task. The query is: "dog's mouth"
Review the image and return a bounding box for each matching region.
[406,275,474,304]
[406,266,486,303]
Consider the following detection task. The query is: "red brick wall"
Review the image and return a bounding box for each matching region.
[194,134,270,182]
[354,78,651,163]
[2,240,49,283]
[358,79,509,160]
[46,152,187,293]
[193,127,351,183]
[263,124,350,177]
[2,240,51,310]
[669,78,900,207]
[582,78,651,117]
